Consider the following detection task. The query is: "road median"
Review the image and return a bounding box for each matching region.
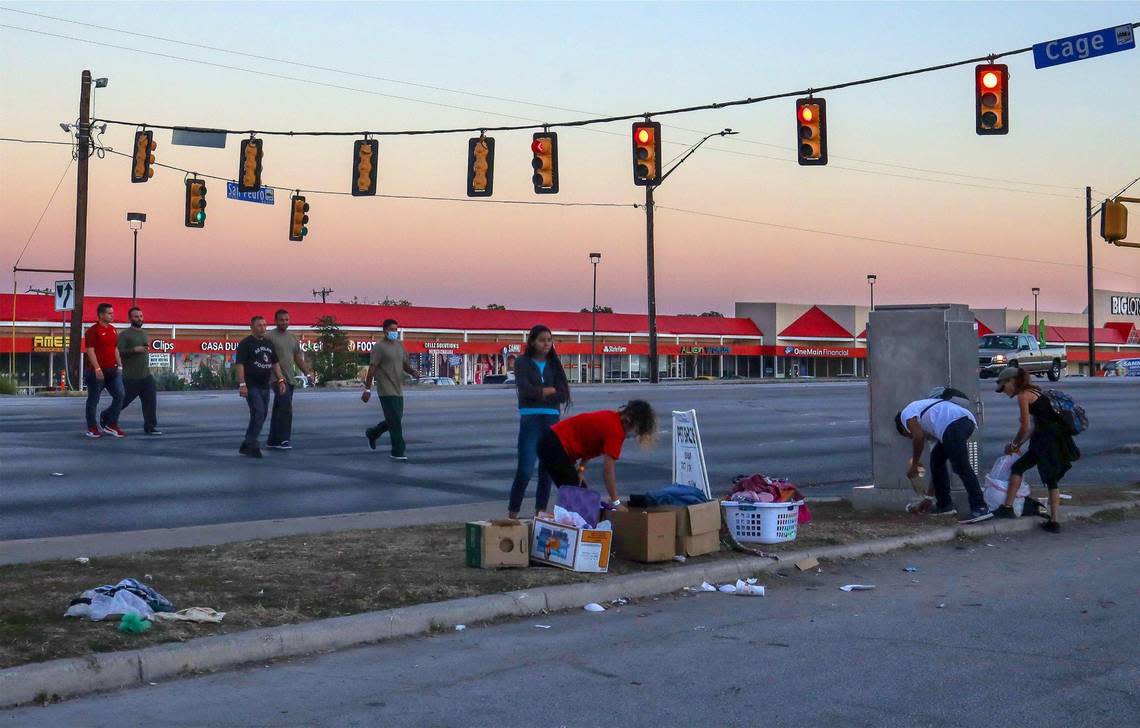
[2,497,1136,707]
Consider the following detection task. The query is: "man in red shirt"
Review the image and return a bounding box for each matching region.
[84,302,125,438]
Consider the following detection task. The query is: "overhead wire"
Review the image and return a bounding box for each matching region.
[12,157,74,268]
[0,5,1091,193]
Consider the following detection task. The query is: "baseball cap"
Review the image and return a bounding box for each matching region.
[995,366,1018,391]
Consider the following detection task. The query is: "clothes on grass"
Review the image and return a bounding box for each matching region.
[64,578,174,621]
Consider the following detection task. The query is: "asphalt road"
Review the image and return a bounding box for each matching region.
[4,517,1136,727]
[1,379,1137,540]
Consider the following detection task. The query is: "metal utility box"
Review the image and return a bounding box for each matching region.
[856,304,983,510]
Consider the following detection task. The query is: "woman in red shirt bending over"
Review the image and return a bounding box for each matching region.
[536,399,656,508]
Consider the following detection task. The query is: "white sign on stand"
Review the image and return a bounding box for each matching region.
[672,410,711,499]
[54,280,75,312]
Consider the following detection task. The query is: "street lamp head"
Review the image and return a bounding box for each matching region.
[589,252,602,264]
[1032,287,1040,296]
[867,274,877,284]
[93,77,109,88]
[127,212,146,230]
[59,123,72,133]
[721,128,739,136]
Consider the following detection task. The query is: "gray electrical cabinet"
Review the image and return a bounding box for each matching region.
[855,304,983,510]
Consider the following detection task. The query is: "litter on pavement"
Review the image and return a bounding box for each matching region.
[839,584,876,592]
[584,603,606,612]
[75,557,90,565]
[735,579,765,597]
[903,566,919,573]
[455,625,466,631]
[718,584,737,593]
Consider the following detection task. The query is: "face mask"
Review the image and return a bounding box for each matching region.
[386,331,399,341]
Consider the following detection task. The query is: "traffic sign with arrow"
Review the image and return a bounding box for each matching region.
[54,280,75,312]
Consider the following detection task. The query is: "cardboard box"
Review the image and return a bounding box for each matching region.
[465,520,529,569]
[530,518,611,573]
[673,501,722,557]
[607,508,677,563]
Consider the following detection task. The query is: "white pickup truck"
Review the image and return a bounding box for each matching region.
[978,333,1066,381]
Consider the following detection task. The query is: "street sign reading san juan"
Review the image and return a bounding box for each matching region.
[226,182,275,205]
[1033,24,1135,69]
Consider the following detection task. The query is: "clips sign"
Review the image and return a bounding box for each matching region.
[1110,296,1140,316]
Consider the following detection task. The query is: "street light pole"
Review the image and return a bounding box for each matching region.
[644,128,737,383]
[589,252,601,383]
[1032,286,1040,342]
[127,212,146,306]
[867,274,877,312]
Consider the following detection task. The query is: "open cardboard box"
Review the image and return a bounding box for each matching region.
[530,517,612,572]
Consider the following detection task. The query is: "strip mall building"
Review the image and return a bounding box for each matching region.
[4,289,1138,388]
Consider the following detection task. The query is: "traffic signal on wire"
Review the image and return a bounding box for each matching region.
[239,138,264,192]
[352,139,378,196]
[975,64,1009,135]
[131,130,156,183]
[184,178,207,228]
[467,136,495,197]
[632,121,661,185]
[795,97,827,165]
[531,132,558,194]
[288,194,309,242]
[1101,199,1128,243]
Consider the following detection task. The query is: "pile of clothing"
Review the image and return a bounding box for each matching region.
[628,483,708,508]
[64,578,175,621]
[726,474,812,524]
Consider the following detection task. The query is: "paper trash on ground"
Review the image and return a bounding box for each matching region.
[454,625,466,631]
[718,584,737,593]
[839,584,876,592]
[795,557,820,571]
[735,579,765,597]
[698,582,717,592]
[584,603,606,612]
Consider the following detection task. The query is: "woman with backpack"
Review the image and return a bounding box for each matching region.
[507,325,571,519]
[994,367,1080,533]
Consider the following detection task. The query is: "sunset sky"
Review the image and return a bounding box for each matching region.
[1,1,1138,317]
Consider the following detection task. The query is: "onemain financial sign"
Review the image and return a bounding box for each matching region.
[1110,295,1140,316]
[1033,25,1135,69]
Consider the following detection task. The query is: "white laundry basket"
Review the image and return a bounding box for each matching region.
[722,500,803,544]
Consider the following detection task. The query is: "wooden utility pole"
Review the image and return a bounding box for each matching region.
[67,70,92,389]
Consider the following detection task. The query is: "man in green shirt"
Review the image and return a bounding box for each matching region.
[106,306,161,435]
[362,318,421,460]
[264,308,316,450]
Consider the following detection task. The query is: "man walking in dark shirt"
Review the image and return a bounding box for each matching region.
[236,315,287,458]
[105,306,162,435]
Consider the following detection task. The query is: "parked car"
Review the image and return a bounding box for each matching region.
[481,373,515,385]
[978,333,1066,381]
[417,377,457,386]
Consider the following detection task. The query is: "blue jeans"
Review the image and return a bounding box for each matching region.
[931,417,987,512]
[85,369,124,429]
[508,413,559,514]
[243,386,271,448]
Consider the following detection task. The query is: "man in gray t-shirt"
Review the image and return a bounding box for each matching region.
[362,318,420,460]
[264,309,316,450]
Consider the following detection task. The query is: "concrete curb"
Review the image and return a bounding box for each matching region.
[3,499,1136,707]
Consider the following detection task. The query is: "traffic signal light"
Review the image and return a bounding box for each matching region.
[632,121,661,186]
[975,64,1009,135]
[184,178,207,228]
[131,130,156,183]
[1101,199,1128,242]
[288,194,309,242]
[531,132,558,194]
[352,139,378,196]
[795,97,827,165]
[467,136,495,197]
[239,138,264,192]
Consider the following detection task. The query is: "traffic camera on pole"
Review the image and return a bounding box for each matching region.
[131,130,156,183]
[184,178,207,228]
[288,194,309,242]
[796,98,827,165]
[467,135,495,197]
[352,139,378,196]
[975,64,1009,135]
[531,132,558,194]
[239,137,264,192]
[632,121,661,185]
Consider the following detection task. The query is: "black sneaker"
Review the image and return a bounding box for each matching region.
[390,454,408,461]
[239,443,250,455]
[1041,520,1061,534]
[278,441,292,450]
[992,505,1017,519]
[959,508,993,524]
[246,446,263,459]
[146,429,163,436]
[929,504,958,517]
[365,429,378,450]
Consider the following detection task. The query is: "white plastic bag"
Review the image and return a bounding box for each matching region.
[983,455,1029,515]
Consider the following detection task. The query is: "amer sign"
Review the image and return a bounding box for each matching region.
[1110,295,1140,316]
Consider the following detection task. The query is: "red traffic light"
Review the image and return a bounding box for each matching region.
[636,127,652,144]
[981,71,999,89]
[531,138,546,155]
[798,106,814,124]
